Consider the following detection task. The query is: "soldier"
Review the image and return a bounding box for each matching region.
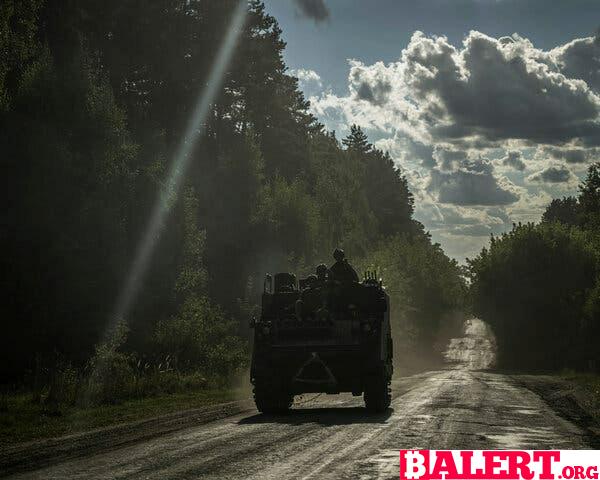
[296,275,318,321]
[329,248,359,284]
[314,263,332,313]
[315,263,329,287]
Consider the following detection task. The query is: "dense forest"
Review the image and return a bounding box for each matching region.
[1,0,465,404]
[469,163,600,371]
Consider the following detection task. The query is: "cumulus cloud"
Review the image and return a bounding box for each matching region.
[292,68,322,86]
[452,224,496,236]
[349,61,394,106]
[428,159,519,206]
[432,204,509,234]
[528,165,574,183]
[291,68,323,96]
[311,31,600,150]
[305,30,600,260]
[433,148,469,170]
[293,0,330,23]
[554,36,600,94]
[501,150,526,171]
[374,135,435,168]
[543,146,591,164]
[401,31,600,147]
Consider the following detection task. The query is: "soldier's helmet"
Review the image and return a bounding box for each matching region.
[316,264,328,278]
[306,274,318,287]
[333,248,345,262]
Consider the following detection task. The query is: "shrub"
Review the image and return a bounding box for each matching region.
[468,222,598,370]
[154,297,247,381]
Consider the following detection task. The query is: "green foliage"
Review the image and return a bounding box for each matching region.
[1,388,240,447]
[469,222,599,370]
[257,176,322,260]
[154,187,246,380]
[84,321,134,405]
[154,297,247,381]
[85,345,135,406]
[470,164,600,371]
[342,124,372,154]
[311,133,376,254]
[579,163,600,229]
[175,188,209,298]
[541,163,600,229]
[0,0,42,110]
[363,149,415,237]
[541,196,580,226]
[2,0,465,395]
[3,42,137,377]
[365,235,467,347]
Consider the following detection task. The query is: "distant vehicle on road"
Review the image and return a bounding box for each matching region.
[250,270,393,413]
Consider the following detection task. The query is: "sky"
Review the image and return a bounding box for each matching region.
[262,0,600,261]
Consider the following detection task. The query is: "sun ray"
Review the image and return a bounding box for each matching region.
[106,1,248,341]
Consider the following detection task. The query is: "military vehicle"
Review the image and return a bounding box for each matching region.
[250,271,393,413]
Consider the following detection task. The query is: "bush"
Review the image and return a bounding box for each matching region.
[84,344,135,406]
[154,297,247,381]
[468,222,598,370]
[364,234,467,360]
[44,362,80,413]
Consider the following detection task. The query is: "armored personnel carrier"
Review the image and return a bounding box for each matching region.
[250,271,393,413]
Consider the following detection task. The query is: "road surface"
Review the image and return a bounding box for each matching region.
[6,320,594,479]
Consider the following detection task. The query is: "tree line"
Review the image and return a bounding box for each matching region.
[468,164,600,371]
[1,0,465,400]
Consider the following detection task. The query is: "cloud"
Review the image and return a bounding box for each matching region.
[428,159,519,206]
[293,0,330,23]
[413,193,515,259]
[355,80,392,106]
[433,148,468,170]
[452,224,496,236]
[501,150,526,171]
[433,205,509,235]
[401,31,600,147]
[553,36,600,93]
[292,68,322,86]
[311,31,600,150]
[305,30,600,260]
[528,165,574,183]
[375,135,435,169]
[349,61,394,106]
[543,146,591,164]
[291,68,323,96]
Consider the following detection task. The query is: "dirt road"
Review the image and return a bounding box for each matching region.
[5,320,595,479]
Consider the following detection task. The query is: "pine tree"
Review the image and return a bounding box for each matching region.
[579,163,600,225]
[342,124,371,154]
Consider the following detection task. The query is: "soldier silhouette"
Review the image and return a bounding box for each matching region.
[315,263,329,287]
[329,248,359,285]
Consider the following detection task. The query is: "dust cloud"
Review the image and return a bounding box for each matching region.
[444,318,497,370]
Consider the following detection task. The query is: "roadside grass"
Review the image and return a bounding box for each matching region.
[514,369,600,440]
[557,370,600,422]
[0,343,252,449]
[0,388,243,448]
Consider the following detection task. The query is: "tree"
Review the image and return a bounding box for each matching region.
[468,223,597,370]
[0,0,43,110]
[342,125,372,154]
[365,234,466,360]
[579,162,600,228]
[1,0,465,388]
[2,46,137,379]
[540,163,600,229]
[364,149,415,237]
[541,196,580,226]
[153,188,246,377]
